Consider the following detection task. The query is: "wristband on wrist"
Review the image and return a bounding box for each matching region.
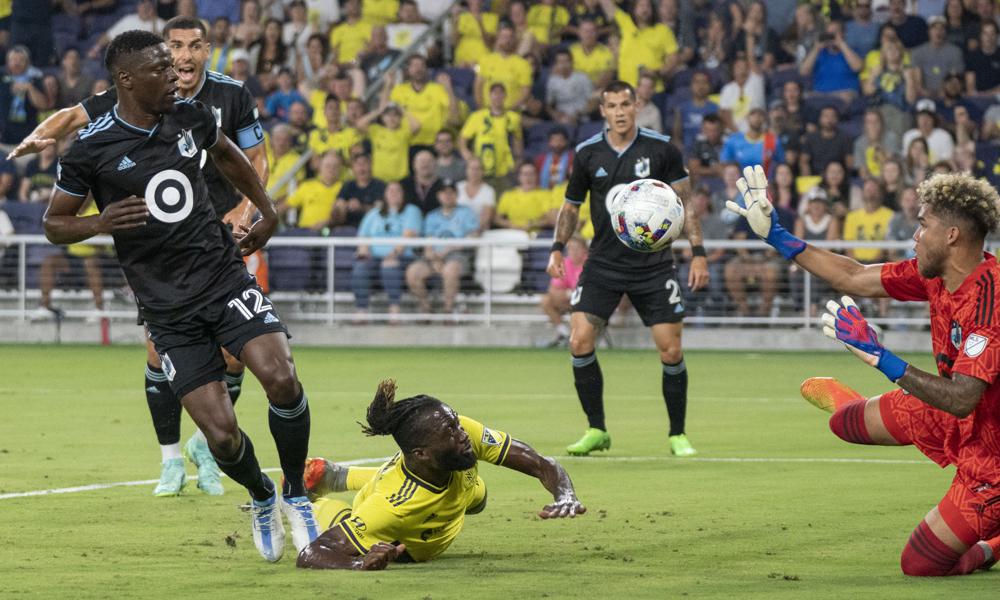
[876,350,909,383]
[691,244,707,257]
[551,241,565,253]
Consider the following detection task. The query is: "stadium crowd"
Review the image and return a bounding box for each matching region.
[3,0,1000,324]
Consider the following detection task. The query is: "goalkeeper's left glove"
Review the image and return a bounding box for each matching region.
[822,296,908,382]
[725,165,806,260]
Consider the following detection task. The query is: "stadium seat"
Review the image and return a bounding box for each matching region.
[475,229,529,294]
[443,67,475,108]
[524,246,552,292]
[840,116,864,141]
[803,93,848,119]
[575,120,604,145]
[3,202,46,234]
[768,66,807,96]
[525,122,569,160]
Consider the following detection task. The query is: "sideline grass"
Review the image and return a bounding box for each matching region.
[0,345,994,598]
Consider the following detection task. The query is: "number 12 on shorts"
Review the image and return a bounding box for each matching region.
[227,288,273,320]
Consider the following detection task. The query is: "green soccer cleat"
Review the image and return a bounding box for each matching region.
[566,428,611,456]
[669,434,697,457]
[153,457,186,496]
[184,435,225,496]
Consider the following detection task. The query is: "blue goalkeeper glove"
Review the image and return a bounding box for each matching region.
[822,296,908,382]
[725,165,806,260]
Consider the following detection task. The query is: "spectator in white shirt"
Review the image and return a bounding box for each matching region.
[718,55,765,133]
[88,0,165,60]
[902,98,956,162]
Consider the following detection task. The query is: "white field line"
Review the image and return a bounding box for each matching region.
[0,455,928,501]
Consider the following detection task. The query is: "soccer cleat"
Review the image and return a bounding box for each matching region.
[251,487,285,562]
[280,495,321,553]
[183,434,224,496]
[153,457,186,496]
[303,457,348,500]
[566,428,611,456]
[800,377,864,414]
[668,434,697,457]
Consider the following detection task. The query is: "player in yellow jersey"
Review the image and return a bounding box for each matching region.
[297,380,586,570]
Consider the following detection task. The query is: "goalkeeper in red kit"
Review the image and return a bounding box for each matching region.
[729,165,1000,576]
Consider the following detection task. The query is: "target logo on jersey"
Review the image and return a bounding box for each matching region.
[144,170,194,223]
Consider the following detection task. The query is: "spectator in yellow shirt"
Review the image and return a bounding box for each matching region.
[388,55,459,148]
[308,95,365,165]
[526,0,570,46]
[494,162,557,231]
[357,102,421,182]
[459,83,524,195]
[330,0,373,65]
[362,0,399,27]
[569,18,615,89]
[843,178,896,264]
[599,0,677,88]
[475,22,532,110]
[267,124,305,202]
[278,151,345,230]
[451,0,498,67]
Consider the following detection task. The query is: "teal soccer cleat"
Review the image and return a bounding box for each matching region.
[153,457,186,497]
[183,434,224,496]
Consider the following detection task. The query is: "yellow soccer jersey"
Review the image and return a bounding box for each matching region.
[460,109,521,178]
[68,201,102,258]
[843,206,895,263]
[362,0,399,26]
[526,4,570,45]
[330,21,373,64]
[269,150,305,199]
[476,52,532,109]
[551,182,593,240]
[570,43,614,86]
[455,12,499,66]
[368,123,412,182]
[614,9,676,88]
[339,416,511,562]
[496,187,553,230]
[286,178,342,228]
[390,82,451,146]
[308,127,364,161]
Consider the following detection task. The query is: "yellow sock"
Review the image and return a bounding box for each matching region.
[313,498,352,530]
[346,466,380,490]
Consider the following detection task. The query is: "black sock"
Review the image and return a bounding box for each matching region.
[225,369,245,406]
[572,352,605,431]
[212,430,273,501]
[269,389,311,498]
[145,364,181,446]
[662,359,688,436]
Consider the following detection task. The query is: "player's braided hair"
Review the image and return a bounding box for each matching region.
[918,173,1000,241]
[361,379,442,453]
[105,30,165,74]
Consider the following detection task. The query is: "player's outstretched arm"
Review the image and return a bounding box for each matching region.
[6,105,90,160]
[727,165,890,298]
[44,190,148,244]
[501,439,586,519]
[208,132,278,255]
[823,296,987,417]
[546,201,580,280]
[297,527,406,570]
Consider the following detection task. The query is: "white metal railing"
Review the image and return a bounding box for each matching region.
[0,234,965,327]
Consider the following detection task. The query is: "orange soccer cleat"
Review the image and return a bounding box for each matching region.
[800,377,864,413]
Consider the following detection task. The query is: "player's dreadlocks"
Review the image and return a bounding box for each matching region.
[919,173,1000,241]
[105,30,164,74]
[361,379,443,453]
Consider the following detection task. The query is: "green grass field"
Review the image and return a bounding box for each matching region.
[0,345,995,599]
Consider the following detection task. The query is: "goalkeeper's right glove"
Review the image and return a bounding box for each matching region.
[725,165,806,261]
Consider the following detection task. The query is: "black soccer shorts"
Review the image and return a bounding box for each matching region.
[570,261,686,326]
[145,280,288,398]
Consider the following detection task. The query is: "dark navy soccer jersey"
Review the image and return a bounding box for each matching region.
[564,127,689,272]
[81,71,265,217]
[56,99,250,322]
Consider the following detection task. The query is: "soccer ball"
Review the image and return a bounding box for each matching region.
[609,179,686,253]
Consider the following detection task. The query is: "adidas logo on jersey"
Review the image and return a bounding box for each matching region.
[117,156,136,171]
[263,312,279,324]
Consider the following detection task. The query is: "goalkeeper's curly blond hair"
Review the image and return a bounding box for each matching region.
[918,173,1000,241]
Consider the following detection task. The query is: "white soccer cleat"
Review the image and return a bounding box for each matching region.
[280,495,321,553]
[251,489,285,562]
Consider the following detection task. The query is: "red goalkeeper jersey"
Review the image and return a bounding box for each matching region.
[881,254,1000,481]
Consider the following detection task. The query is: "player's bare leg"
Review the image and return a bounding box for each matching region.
[651,322,696,456]
[181,381,284,561]
[900,504,999,575]
[239,332,319,552]
[566,312,611,455]
[304,457,380,498]
[800,378,903,445]
[405,260,433,313]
